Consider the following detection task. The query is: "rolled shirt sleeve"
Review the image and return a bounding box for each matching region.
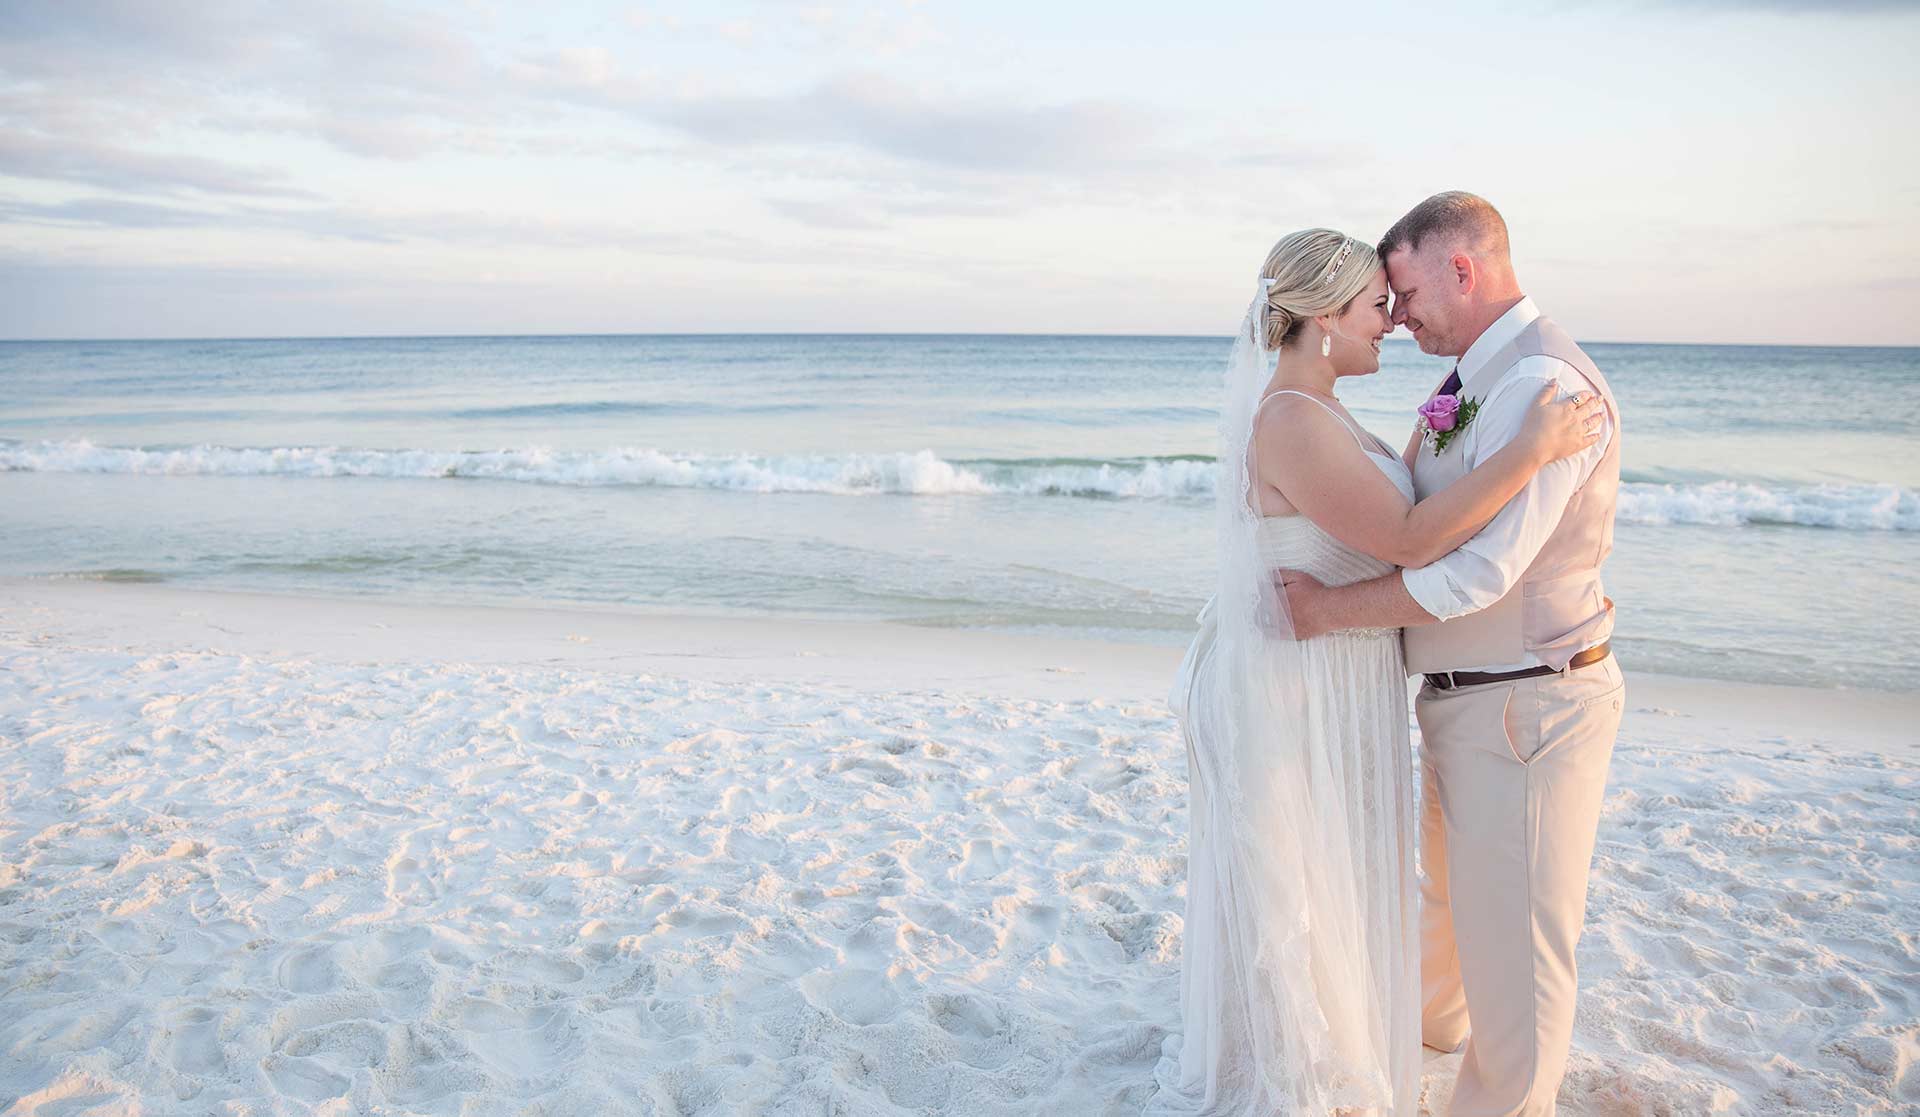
[1400,355,1612,622]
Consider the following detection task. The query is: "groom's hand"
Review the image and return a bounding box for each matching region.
[1273,569,1332,640]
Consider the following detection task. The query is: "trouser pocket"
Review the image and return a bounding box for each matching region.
[1418,680,1537,766]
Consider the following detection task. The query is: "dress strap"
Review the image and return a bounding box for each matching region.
[1256,389,1370,454]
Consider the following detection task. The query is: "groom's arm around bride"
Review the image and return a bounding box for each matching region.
[1283,191,1627,1117]
[1279,225,1614,647]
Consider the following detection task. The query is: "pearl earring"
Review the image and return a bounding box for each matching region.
[1321,334,1332,358]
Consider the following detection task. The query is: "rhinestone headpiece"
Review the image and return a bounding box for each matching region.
[1318,237,1355,285]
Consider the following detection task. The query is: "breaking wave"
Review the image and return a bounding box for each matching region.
[3,439,1911,530]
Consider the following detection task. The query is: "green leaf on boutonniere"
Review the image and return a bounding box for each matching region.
[1429,397,1479,456]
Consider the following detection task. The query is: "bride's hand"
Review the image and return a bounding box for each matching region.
[1271,569,1330,640]
[1515,383,1603,465]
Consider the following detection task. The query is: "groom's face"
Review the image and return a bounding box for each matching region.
[1385,246,1460,358]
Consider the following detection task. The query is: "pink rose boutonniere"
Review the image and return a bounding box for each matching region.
[1418,393,1478,455]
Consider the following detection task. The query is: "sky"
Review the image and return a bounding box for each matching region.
[1,0,1917,344]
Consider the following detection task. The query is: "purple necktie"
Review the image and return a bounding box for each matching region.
[1438,362,1461,398]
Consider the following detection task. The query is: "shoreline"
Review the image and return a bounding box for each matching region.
[5,577,1913,755]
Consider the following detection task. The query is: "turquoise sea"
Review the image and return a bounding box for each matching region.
[2,334,1915,692]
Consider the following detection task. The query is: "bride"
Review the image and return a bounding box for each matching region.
[1147,229,1601,1115]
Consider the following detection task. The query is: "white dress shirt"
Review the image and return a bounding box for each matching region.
[1400,297,1615,671]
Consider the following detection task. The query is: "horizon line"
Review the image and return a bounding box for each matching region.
[1,330,1915,350]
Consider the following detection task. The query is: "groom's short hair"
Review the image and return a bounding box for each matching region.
[1379,191,1510,261]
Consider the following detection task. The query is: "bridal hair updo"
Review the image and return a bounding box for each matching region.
[1256,228,1381,350]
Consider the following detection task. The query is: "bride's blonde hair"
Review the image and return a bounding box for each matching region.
[1257,228,1381,350]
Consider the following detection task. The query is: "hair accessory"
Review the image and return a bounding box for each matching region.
[1318,237,1355,285]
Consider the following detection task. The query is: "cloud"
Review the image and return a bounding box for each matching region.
[504,46,658,108]
[0,0,480,83]
[645,74,1162,174]
[0,193,717,250]
[1643,0,1918,9]
[0,1,261,67]
[499,59,1173,178]
[764,186,1027,231]
[617,5,932,54]
[0,133,316,199]
[0,1,496,161]
[0,3,1171,188]
[1857,273,1920,291]
[764,198,889,231]
[307,116,446,161]
[0,196,226,229]
[0,194,1010,281]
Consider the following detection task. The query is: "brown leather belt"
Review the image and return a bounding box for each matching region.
[1423,640,1612,691]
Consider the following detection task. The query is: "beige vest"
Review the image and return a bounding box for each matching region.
[1403,315,1621,674]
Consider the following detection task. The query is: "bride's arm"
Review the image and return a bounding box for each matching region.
[1258,385,1598,569]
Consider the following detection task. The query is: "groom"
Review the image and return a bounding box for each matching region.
[1281,192,1625,1116]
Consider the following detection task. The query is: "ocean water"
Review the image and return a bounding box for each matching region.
[2,334,1916,693]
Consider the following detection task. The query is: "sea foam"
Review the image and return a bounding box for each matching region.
[2,439,1911,530]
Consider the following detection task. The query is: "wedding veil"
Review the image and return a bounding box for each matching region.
[1157,279,1396,1113]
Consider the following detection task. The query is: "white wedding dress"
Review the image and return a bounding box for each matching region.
[1150,393,1421,1116]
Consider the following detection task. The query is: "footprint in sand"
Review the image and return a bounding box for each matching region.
[1078,883,1140,914]
[481,946,587,986]
[269,989,384,1054]
[883,896,997,957]
[280,1018,388,1066]
[720,828,782,862]
[925,990,1003,1039]
[459,761,531,790]
[262,1053,351,1104]
[276,944,343,994]
[165,1005,226,1075]
[455,998,587,1080]
[383,830,444,907]
[799,967,902,1027]
[1094,909,1179,963]
[829,754,911,787]
[369,956,437,1018]
[954,838,1010,883]
[1080,1019,1168,1066]
[927,990,1020,1071]
[991,893,1063,947]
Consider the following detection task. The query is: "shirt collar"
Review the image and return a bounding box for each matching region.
[1456,295,1539,384]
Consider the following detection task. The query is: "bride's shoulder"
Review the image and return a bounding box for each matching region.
[1253,392,1349,446]
[1255,390,1321,424]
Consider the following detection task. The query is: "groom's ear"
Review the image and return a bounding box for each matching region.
[1449,251,1478,295]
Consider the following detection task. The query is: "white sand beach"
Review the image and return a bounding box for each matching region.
[1,579,1914,1115]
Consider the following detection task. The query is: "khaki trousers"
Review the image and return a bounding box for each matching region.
[1416,656,1626,1117]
